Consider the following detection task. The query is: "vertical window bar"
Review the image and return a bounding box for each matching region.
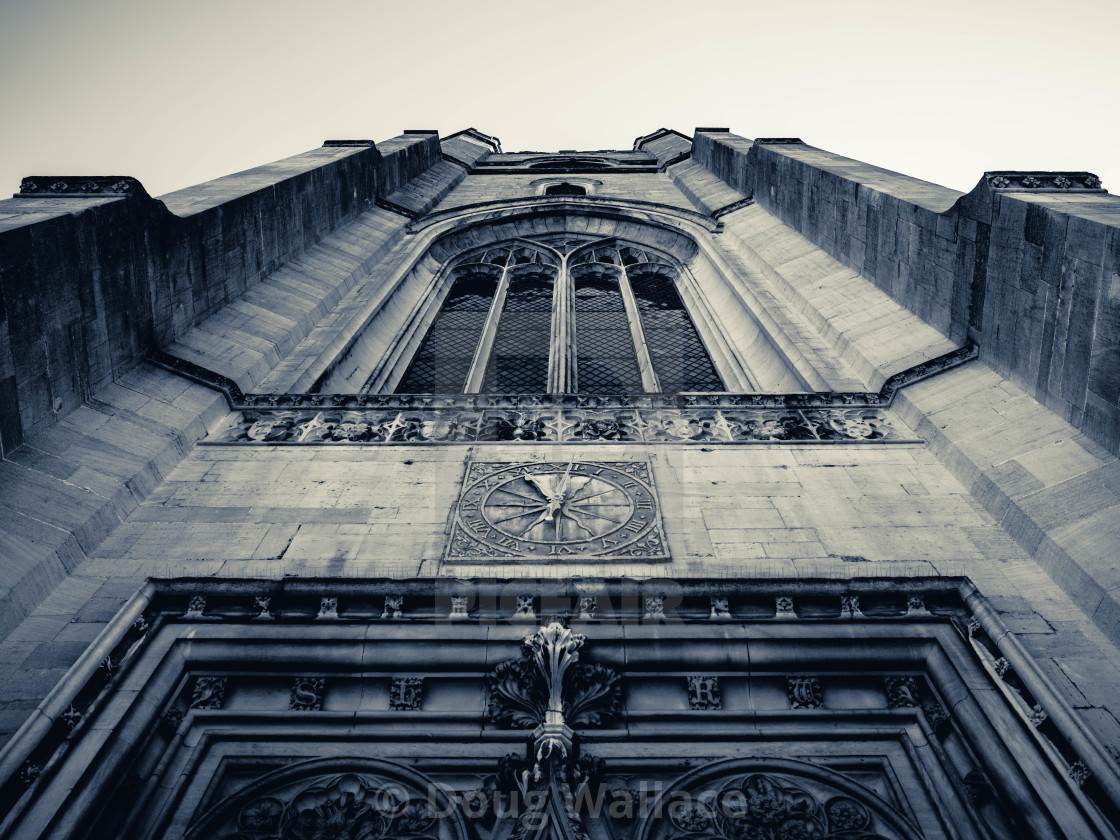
[571,257,646,394]
[615,261,661,393]
[482,261,556,393]
[549,252,575,393]
[394,262,502,393]
[628,261,725,392]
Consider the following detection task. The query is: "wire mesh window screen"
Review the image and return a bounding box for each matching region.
[482,267,555,392]
[628,266,724,392]
[396,269,498,393]
[572,266,643,393]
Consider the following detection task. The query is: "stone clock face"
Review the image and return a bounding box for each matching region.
[446,461,668,562]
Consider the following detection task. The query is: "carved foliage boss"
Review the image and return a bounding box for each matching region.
[487,623,622,730]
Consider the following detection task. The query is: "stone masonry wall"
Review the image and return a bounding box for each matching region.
[4,437,1120,758]
[693,131,1120,458]
[0,135,441,457]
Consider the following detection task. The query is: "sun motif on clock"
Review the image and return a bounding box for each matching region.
[446,460,668,562]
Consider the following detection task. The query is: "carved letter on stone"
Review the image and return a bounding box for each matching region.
[289,677,325,710]
[788,676,823,709]
[390,676,424,710]
[190,676,228,709]
[687,676,722,710]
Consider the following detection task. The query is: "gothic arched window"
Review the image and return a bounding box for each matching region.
[394,237,724,395]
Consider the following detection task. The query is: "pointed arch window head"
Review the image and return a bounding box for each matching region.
[394,236,724,396]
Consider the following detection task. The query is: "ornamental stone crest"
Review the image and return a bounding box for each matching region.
[447,460,668,562]
[487,623,623,733]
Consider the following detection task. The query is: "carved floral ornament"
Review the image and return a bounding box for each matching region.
[213,407,909,446]
[635,759,920,840]
[186,759,470,840]
[487,623,623,732]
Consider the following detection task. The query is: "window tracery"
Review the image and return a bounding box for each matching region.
[394,236,725,395]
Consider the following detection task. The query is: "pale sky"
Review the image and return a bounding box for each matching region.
[1,0,1118,200]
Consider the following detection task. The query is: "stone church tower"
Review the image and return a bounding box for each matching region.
[0,128,1119,839]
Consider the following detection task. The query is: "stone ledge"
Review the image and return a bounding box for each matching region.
[895,363,1120,649]
[0,365,228,641]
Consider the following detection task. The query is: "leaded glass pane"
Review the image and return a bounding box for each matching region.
[396,268,498,393]
[629,265,724,392]
[483,266,554,392]
[573,265,643,393]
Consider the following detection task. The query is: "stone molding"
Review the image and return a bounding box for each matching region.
[211,405,914,446]
[983,171,1104,192]
[150,344,976,415]
[14,176,149,199]
[2,576,1117,839]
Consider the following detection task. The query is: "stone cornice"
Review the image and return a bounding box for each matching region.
[149,344,976,416]
[14,176,149,199]
[983,171,1105,192]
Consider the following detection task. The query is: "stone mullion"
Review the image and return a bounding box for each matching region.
[617,263,661,393]
[549,255,575,393]
[463,263,510,394]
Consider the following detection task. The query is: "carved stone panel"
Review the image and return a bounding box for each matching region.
[446,460,668,562]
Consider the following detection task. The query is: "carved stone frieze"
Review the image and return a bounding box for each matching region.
[447,460,668,562]
[646,765,912,840]
[15,176,146,198]
[195,770,453,840]
[985,171,1105,192]
[213,405,916,447]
